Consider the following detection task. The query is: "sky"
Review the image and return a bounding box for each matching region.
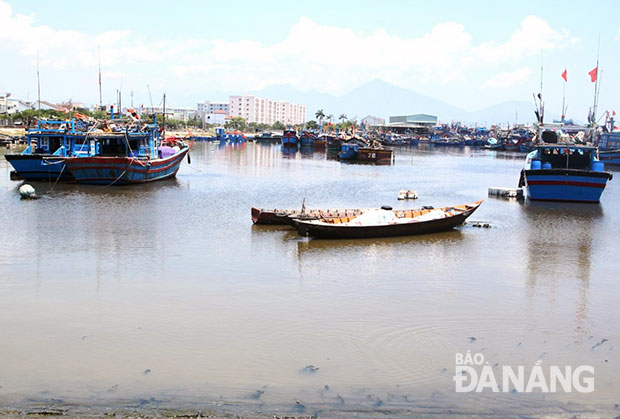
[1,0,618,121]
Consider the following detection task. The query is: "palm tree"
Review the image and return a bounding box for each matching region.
[327,114,334,124]
[339,113,347,124]
[315,109,325,127]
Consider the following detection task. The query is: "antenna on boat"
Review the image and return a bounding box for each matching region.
[98,45,102,108]
[36,50,41,112]
[162,93,166,137]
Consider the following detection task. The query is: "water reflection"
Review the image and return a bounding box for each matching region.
[521,201,603,340]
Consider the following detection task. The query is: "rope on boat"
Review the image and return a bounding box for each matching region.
[50,163,66,190]
[104,157,135,187]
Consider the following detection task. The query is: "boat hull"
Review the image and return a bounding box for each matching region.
[524,169,612,203]
[281,137,298,146]
[356,148,393,163]
[599,150,620,166]
[294,202,481,239]
[65,148,189,185]
[5,154,72,181]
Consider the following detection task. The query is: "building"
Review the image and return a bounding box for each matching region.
[202,110,227,126]
[228,95,306,125]
[388,114,437,127]
[197,101,229,114]
[361,115,385,128]
[386,114,437,134]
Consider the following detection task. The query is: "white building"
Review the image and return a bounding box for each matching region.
[197,101,229,114]
[202,110,227,126]
[228,95,306,125]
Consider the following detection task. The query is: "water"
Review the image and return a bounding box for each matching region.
[0,143,619,416]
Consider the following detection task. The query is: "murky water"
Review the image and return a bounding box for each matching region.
[0,142,619,416]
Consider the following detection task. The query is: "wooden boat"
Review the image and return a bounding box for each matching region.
[294,200,483,239]
[338,142,393,164]
[251,207,366,226]
[254,132,282,143]
[63,125,189,185]
[281,129,298,146]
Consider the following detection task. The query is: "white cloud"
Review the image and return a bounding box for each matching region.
[481,67,533,89]
[0,1,573,100]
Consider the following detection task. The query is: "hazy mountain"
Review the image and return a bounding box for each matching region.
[252,78,547,125]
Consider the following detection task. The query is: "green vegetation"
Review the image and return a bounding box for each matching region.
[225,116,246,131]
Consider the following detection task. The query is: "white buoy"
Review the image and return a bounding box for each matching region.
[19,184,37,199]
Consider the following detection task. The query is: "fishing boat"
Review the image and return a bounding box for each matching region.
[518,134,612,202]
[63,121,189,185]
[597,131,620,166]
[254,131,282,143]
[594,113,620,166]
[338,141,393,164]
[299,131,316,147]
[294,200,483,239]
[281,129,298,146]
[5,118,97,181]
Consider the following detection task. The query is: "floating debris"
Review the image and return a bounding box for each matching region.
[143,368,152,374]
[398,189,418,200]
[488,186,524,199]
[300,365,319,374]
[468,221,491,228]
[249,389,264,400]
[468,337,477,343]
[592,338,609,350]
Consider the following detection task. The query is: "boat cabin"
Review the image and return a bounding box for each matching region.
[26,119,90,157]
[525,144,604,172]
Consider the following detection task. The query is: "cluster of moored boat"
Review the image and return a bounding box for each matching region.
[5,116,189,185]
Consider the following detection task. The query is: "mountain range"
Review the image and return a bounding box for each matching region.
[250,78,559,125]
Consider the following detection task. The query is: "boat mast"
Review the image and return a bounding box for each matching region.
[162,93,166,137]
[98,45,102,108]
[561,77,566,121]
[592,36,600,124]
[37,50,41,112]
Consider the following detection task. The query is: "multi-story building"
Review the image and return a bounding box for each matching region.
[197,101,229,114]
[228,95,306,125]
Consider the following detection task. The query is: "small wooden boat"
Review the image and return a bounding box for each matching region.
[294,200,483,239]
[251,207,366,226]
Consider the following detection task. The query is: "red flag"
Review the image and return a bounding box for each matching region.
[589,67,598,82]
[561,69,567,82]
[612,110,616,116]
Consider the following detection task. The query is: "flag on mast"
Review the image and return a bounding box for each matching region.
[589,67,598,82]
[561,69,567,82]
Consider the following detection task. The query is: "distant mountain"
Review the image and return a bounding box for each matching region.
[251,78,551,125]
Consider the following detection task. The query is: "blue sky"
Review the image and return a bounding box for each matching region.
[1,0,618,121]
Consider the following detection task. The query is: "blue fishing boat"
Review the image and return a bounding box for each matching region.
[299,131,315,147]
[5,118,96,181]
[63,122,189,185]
[338,143,358,160]
[519,137,612,202]
[281,129,298,146]
[597,131,620,166]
